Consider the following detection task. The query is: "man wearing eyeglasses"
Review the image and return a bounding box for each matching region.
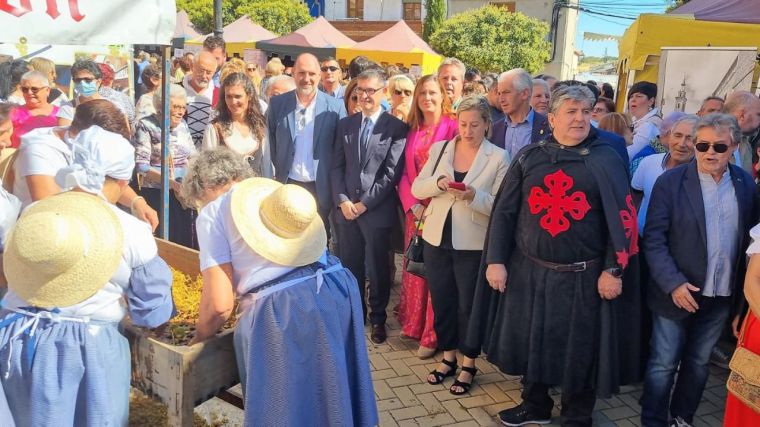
[267,53,347,246]
[641,113,759,427]
[331,68,408,344]
[319,58,345,99]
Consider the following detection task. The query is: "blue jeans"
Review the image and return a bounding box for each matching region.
[640,297,730,427]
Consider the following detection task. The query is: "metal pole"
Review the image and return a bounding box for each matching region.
[160,45,171,240]
[214,0,223,37]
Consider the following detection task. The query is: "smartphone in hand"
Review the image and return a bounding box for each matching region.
[448,182,466,191]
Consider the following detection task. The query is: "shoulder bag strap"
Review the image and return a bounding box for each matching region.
[415,139,452,234]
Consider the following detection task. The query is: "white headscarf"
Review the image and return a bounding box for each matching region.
[55,126,135,194]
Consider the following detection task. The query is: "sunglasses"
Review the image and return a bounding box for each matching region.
[321,66,339,72]
[20,86,48,94]
[394,89,412,96]
[246,67,256,71]
[72,77,96,83]
[695,142,729,153]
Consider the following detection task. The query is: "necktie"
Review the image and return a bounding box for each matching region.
[360,117,371,164]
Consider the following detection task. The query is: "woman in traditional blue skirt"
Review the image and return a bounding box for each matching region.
[0,126,174,426]
[183,148,378,427]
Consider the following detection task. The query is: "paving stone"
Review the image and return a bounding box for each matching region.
[384,350,416,361]
[615,419,640,427]
[414,413,456,427]
[601,405,638,421]
[695,400,720,416]
[369,353,391,370]
[375,379,397,400]
[373,368,400,380]
[624,416,643,426]
[394,385,420,407]
[388,375,426,388]
[617,392,641,411]
[442,421,480,427]
[495,380,522,392]
[391,405,430,421]
[467,407,495,426]
[480,383,511,403]
[397,420,419,427]
[389,359,415,376]
[458,394,495,409]
[416,392,446,414]
[377,398,406,411]
[379,410,399,427]
[409,382,446,395]
[432,389,462,402]
[443,402,473,422]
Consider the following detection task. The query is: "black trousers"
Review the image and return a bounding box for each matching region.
[286,179,333,247]
[335,217,392,325]
[522,382,595,427]
[423,241,481,358]
[141,187,197,249]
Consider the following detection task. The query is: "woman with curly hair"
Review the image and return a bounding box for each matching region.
[202,72,272,178]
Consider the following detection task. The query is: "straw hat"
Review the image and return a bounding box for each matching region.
[231,178,326,267]
[3,192,123,308]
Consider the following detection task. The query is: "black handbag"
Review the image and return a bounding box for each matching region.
[404,139,450,278]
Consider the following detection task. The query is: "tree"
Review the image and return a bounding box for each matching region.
[429,6,551,74]
[176,0,243,35]
[236,0,313,36]
[423,0,446,42]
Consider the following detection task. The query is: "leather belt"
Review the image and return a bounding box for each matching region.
[523,252,600,272]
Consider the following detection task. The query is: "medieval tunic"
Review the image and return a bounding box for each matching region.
[466,130,642,396]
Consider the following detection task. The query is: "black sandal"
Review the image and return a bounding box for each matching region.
[427,358,457,385]
[449,366,478,395]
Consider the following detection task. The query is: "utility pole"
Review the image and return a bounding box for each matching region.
[213,0,223,37]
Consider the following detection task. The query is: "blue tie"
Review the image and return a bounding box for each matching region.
[360,117,371,163]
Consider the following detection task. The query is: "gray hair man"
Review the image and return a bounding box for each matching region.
[697,96,724,117]
[641,113,758,427]
[481,73,502,124]
[723,91,760,173]
[491,68,551,159]
[437,57,465,108]
[264,75,296,101]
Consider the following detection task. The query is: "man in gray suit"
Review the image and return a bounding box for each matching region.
[331,68,408,343]
[267,53,347,239]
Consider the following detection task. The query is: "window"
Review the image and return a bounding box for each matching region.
[403,1,422,20]
[489,2,516,12]
[347,0,363,19]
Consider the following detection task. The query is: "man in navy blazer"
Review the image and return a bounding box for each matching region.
[331,68,408,344]
[641,114,759,427]
[267,53,347,235]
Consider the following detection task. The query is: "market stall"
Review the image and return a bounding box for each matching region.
[616,11,760,110]
[255,16,355,62]
[184,15,276,58]
[336,20,443,76]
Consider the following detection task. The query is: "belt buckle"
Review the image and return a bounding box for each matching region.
[574,261,587,272]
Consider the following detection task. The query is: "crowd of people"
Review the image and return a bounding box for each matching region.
[0,33,760,427]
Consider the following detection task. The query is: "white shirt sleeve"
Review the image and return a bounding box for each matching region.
[627,121,659,159]
[16,144,63,177]
[201,123,219,151]
[196,198,232,271]
[748,223,760,255]
[631,157,648,191]
[56,104,75,121]
[0,185,21,251]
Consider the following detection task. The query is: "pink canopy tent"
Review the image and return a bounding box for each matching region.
[351,20,436,55]
[255,17,355,58]
[174,10,201,40]
[671,0,760,24]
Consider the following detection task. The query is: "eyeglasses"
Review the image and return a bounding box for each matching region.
[321,66,339,72]
[20,86,49,94]
[170,105,187,113]
[695,142,729,153]
[72,77,96,84]
[350,96,358,102]
[246,68,256,72]
[355,87,383,96]
[394,89,412,97]
[592,107,608,113]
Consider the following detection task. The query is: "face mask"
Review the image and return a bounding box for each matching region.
[75,81,98,97]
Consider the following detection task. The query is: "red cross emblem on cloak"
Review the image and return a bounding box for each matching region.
[616,194,639,269]
[528,169,591,237]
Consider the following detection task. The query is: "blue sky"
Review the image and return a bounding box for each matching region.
[575,1,668,58]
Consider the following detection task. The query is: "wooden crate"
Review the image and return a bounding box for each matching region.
[124,238,240,427]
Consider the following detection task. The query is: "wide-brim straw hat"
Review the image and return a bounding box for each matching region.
[3,191,123,308]
[231,177,326,267]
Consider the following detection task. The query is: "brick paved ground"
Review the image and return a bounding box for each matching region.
[197,259,729,426]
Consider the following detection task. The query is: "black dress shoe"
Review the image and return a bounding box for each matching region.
[370,323,387,344]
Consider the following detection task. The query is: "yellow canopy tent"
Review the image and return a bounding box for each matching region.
[616,13,760,110]
[185,16,276,57]
[336,21,442,75]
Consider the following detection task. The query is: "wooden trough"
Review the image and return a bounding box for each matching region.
[124,239,240,426]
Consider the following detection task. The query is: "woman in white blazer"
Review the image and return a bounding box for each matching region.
[411,95,510,395]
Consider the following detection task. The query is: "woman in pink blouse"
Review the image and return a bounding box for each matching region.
[397,74,458,358]
[9,71,58,148]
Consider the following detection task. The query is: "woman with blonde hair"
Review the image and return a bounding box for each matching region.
[598,112,633,146]
[261,57,285,96]
[388,74,415,123]
[412,95,509,392]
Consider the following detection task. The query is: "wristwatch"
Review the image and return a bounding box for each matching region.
[605,267,623,278]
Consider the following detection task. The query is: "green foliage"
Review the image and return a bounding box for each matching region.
[176,0,243,35]
[429,5,551,74]
[177,0,313,36]
[235,0,313,36]
[423,0,446,42]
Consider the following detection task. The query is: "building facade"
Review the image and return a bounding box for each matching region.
[322,0,579,78]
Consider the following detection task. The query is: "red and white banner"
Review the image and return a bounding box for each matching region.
[0,0,176,45]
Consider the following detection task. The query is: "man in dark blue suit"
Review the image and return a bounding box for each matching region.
[641,114,759,427]
[331,69,408,344]
[267,53,347,240]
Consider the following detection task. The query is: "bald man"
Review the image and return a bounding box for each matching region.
[182,51,217,147]
[724,91,760,173]
[267,53,347,241]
